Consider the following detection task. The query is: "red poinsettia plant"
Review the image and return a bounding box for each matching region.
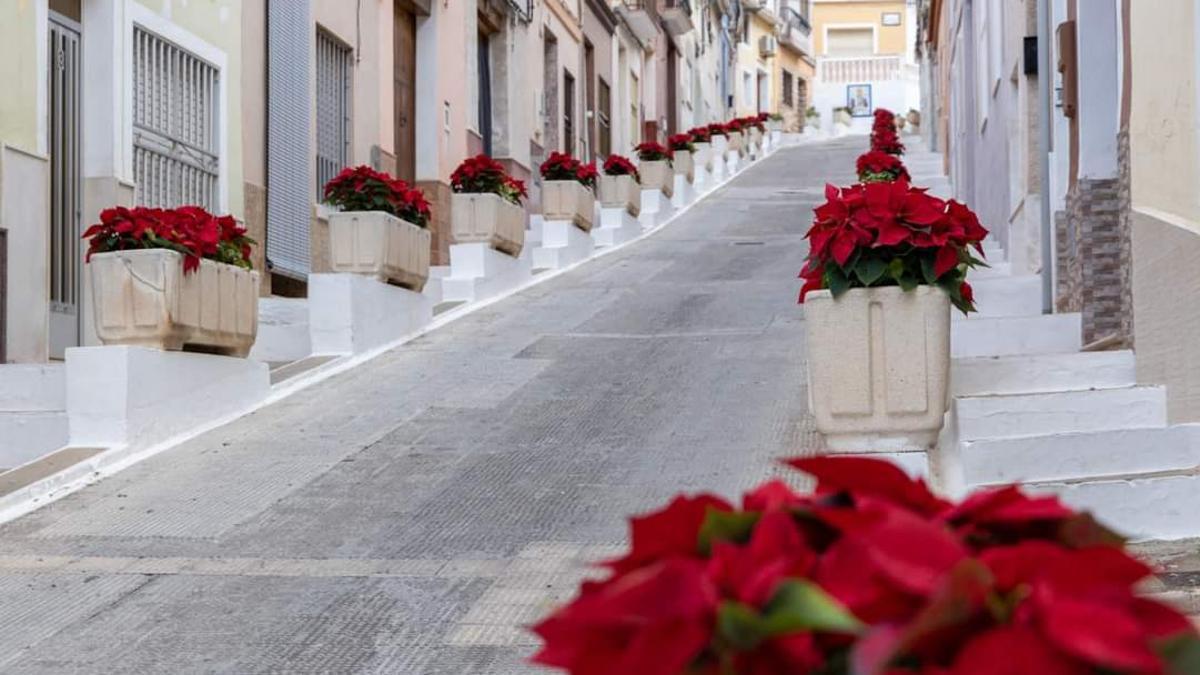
[741,115,767,133]
[708,122,730,137]
[635,141,674,164]
[690,126,714,143]
[799,180,988,313]
[724,119,749,134]
[871,109,905,156]
[450,154,528,205]
[541,151,597,190]
[602,154,641,182]
[323,165,432,227]
[669,133,697,154]
[532,455,1200,675]
[856,150,911,184]
[83,206,254,274]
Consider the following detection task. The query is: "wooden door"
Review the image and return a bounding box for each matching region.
[393,7,417,182]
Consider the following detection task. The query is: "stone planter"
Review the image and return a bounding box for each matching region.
[638,160,674,198]
[673,151,695,182]
[693,142,714,170]
[542,180,596,231]
[805,285,951,453]
[711,135,729,153]
[451,192,526,257]
[768,120,783,133]
[597,174,641,216]
[328,211,431,292]
[89,249,259,357]
[834,109,852,126]
[728,131,746,155]
[749,128,763,151]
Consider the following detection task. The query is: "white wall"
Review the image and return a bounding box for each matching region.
[811,77,919,134]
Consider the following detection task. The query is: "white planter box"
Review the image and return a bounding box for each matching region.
[597,174,641,216]
[328,211,431,292]
[693,142,714,170]
[768,120,783,133]
[749,128,762,150]
[728,131,745,154]
[542,180,596,231]
[672,151,695,182]
[805,285,951,452]
[638,160,674,198]
[451,192,526,257]
[89,249,259,357]
[834,110,852,126]
[711,135,729,153]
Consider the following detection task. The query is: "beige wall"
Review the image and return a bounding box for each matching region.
[811,0,907,56]
[0,2,42,156]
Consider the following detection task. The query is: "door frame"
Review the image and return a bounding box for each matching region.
[48,10,83,358]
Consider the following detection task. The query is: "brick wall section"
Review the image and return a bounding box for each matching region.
[1055,207,1080,313]
[1117,129,1135,346]
[1062,177,1125,346]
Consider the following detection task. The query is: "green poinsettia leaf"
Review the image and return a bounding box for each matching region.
[762,579,863,635]
[920,255,939,285]
[826,266,851,298]
[1161,632,1200,675]
[855,257,889,286]
[717,601,770,651]
[897,271,919,292]
[697,509,761,555]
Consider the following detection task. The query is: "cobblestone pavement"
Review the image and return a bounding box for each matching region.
[0,139,865,673]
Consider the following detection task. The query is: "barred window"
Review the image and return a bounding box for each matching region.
[598,79,611,157]
[316,29,352,199]
[132,26,219,210]
[782,71,794,108]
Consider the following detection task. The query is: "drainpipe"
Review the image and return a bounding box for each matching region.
[1037,0,1054,314]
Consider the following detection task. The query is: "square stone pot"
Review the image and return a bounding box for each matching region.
[711,135,729,153]
[672,151,695,182]
[451,192,526,257]
[89,249,259,357]
[597,174,641,216]
[749,128,763,150]
[542,180,596,231]
[728,131,745,155]
[638,160,674,198]
[693,142,714,171]
[328,210,431,292]
[805,285,951,453]
[768,120,783,133]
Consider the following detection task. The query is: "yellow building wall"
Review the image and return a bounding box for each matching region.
[0,1,42,153]
[811,0,907,57]
[134,0,245,218]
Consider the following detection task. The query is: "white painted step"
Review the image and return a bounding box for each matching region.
[1029,470,1200,541]
[951,350,1136,397]
[0,363,65,411]
[249,297,312,364]
[955,275,1041,318]
[952,313,1082,358]
[953,385,1167,441]
[959,424,1200,488]
[0,412,68,469]
[968,261,1013,280]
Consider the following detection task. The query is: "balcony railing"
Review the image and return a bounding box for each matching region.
[782,6,810,35]
[816,55,918,83]
[661,0,693,35]
[615,0,659,43]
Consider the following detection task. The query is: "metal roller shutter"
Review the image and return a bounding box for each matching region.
[266,0,313,279]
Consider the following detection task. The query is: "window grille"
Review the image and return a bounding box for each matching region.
[316,29,352,198]
[782,71,794,107]
[132,26,220,210]
[598,79,611,157]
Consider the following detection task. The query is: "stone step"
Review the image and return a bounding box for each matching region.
[958,424,1200,488]
[249,297,311,364]
[953,385,1167,442]
[968,261,1013,279]
[1028,469,1200,541]
[0,363,65,411]
[951,350,1136,397]
[955,275,1041,318]
[0,411,69,470]
[951,313,1082,358]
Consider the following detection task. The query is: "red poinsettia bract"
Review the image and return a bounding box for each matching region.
[83,205,255,273]
[635,141,674,163]
[602,154,640,182]
[323,165,432,226]
[857,150,911,184]
[531,456,1200,675]
[450,154,527,205]
[541,151,597,189]
[798,180,989,313]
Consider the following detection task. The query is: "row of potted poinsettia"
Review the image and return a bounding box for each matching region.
[802,108,987,451]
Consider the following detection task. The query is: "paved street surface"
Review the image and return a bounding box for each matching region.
[0,140,861,674]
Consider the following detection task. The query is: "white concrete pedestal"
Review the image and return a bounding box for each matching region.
[249,297,312,363]
[638,189,673,228]
[710,154,727,184]
[441,242,533,304]
[309,273,433,355]
[692,166,712,195]
[593,208,643,247]
[66,346,270,450]
[533,220,596,270]
[670,175,695,210]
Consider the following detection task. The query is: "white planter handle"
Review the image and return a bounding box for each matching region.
[805,285,951,452]
[328,211,431,291]
[89,249,259,357]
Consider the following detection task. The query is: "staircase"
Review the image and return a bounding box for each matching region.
[903,138,1200,542]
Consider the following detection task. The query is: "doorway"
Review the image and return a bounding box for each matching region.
[48,13,82,358]
[477,31,493,156]
[393,6,417,182]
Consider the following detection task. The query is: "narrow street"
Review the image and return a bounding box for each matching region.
[0,140,861,674]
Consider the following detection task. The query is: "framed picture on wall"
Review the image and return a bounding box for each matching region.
[847,84,872,117]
